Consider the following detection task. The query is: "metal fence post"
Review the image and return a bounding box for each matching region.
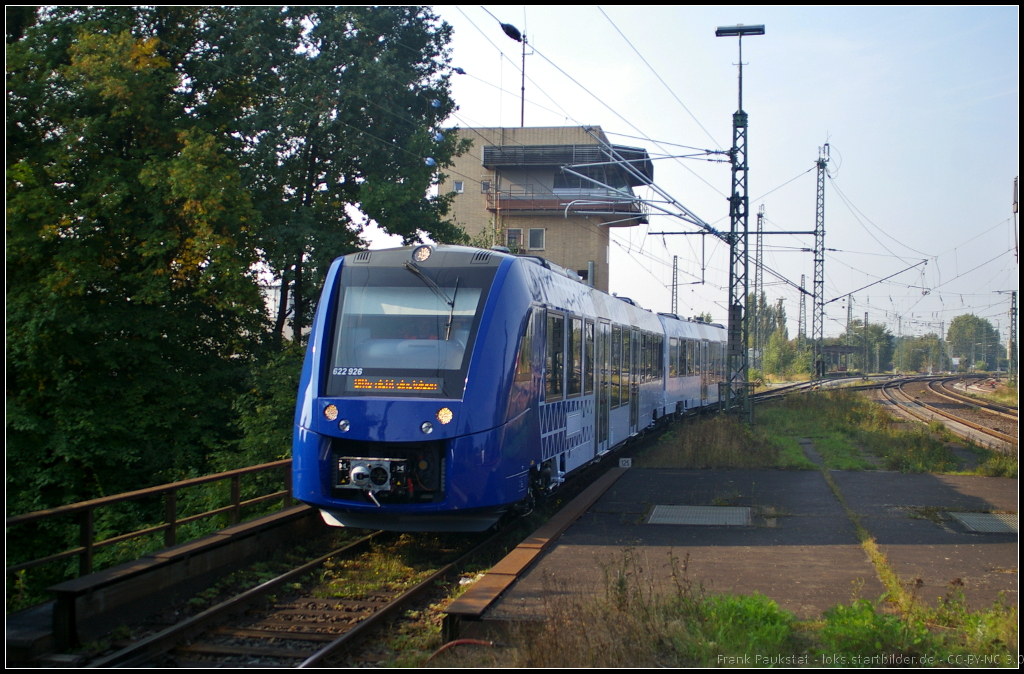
[78,509,93,577]
[164,490,177,547]
[230,475,241,526]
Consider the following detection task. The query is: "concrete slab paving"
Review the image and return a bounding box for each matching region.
[832,471,1018,610]
[486,469,886,621]
[483,467,1018,623]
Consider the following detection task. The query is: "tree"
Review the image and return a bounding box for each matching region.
[6,7,466,513]
[7,8,271,511]
[234,7,468,343]
[947,314,1000,371]
[762,327,794,375]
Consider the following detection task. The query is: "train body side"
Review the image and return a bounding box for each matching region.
[292,246,728,531]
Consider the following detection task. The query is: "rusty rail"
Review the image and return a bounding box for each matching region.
[6,460,292,578]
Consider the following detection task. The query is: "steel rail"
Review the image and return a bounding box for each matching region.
[885,380,1016,449]
[297,527,506,667]
[929,378,1017,421]
[88,533,380,668]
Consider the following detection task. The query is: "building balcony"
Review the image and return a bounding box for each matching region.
[485,186,648,225]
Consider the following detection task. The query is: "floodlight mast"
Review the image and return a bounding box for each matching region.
[716,24,764,423]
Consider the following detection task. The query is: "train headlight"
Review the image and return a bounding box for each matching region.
[436,407,453,425]
[338,419,350,432]
[324,404,339,421]
[412,245,432,262]
[420,421,434,434]
[370,467,389,486]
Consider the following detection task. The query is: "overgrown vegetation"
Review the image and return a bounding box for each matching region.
[428,550,1017,668]
[318,533,479,602]
[756,390,1017,476]
[638,414,813,470]
[959,380,1019,408]
[7,5,468,610]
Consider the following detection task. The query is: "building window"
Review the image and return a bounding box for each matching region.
[453,180,464,193]
[480,180,491,193]
[506,228,523,252]
[528,228,545,250]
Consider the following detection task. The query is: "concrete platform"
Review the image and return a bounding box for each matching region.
[479,466,1017,623]
[832,471,1018,609]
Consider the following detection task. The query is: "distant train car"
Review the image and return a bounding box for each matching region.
[292,245,727,531]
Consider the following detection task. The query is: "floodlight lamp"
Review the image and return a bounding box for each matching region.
[501,22,523,42]
[715,24,765,37]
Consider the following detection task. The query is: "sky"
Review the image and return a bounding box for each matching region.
[368,6,1019,345]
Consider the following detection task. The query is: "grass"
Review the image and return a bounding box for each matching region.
[755,389,1018,475]
[428,549,1018,668]
[637,414,815,470]
[318,532,485,601]
[959,380,1018,408]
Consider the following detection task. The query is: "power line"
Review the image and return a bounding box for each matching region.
[596,6,723,151]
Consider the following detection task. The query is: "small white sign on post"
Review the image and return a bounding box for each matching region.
[619,458,632,468]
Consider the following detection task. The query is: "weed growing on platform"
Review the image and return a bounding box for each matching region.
[479,550,800,667]
[755,390,990,473]
[428,551,1018,669]
[971,448,1019,478]
[637,415,812,469]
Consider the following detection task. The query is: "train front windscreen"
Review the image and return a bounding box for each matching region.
[324,261,498,399]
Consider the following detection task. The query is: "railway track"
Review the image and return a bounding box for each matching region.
[83,429,646,668]
[87,529,499,668]
[879,377,1017,453]
[929,377,1018,421]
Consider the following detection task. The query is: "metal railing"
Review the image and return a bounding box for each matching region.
[6,460,292,578]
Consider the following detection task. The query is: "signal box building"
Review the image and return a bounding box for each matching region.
[440,126,652,293]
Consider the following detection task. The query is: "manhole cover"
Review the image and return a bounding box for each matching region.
[947,512,1017,533]
[647,505,751,526]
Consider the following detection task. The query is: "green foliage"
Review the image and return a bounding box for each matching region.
[234,6,468,340]
[756,390,998,474]
[818,600,934,660]
[762,327,794,375]
[6,7,465,607]
[947,314,1001,371]
[836,319,896,373]
[639,415,808,470]
[8,8,268,512]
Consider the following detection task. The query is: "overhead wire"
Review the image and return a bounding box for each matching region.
[596,6,723,151]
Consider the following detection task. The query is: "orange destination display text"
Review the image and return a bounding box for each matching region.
[352,377,440,391]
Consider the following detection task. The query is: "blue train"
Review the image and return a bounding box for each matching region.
[292,245,727,531]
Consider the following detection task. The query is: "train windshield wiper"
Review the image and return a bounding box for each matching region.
[403,261,452,307]
[403,262,460,342]
[445,277,460,341]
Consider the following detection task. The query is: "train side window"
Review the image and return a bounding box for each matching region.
[622,328,631,399]
[669,338,678,378]
[640,333,648,383]
[514,310,534,383]
[568,316,582,397]
[584,319,595,395]
[611,325,621,408]
[546,312,564,401]
[656,335,663,381]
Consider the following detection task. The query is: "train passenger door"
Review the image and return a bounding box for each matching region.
[700,340,709,405]
[629,329,640,434]
[596,320,611,455]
